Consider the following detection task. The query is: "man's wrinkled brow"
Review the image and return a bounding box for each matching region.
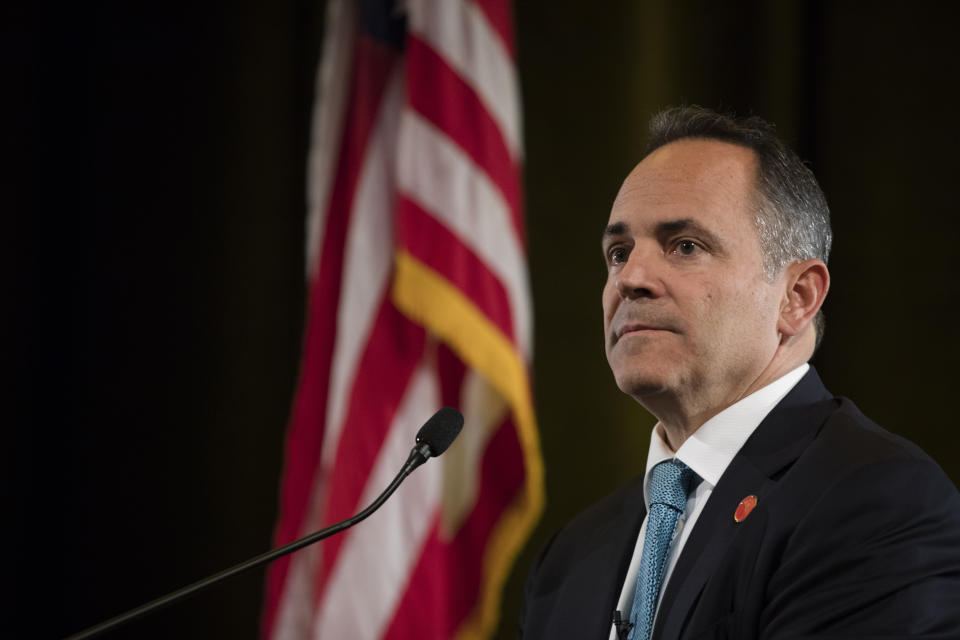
[602,218,728,254]
[602,221,629,242]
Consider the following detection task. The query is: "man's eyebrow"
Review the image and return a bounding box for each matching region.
[655,218,726,251]
[602,221,629,243]
[602,218,726,250]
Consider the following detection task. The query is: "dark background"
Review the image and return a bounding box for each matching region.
[8,2,960,638]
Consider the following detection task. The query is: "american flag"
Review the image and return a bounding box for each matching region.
[262,0,542,638]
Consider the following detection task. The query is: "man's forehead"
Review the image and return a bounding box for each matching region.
[606,140,759,236]
[635,137,758,174]
[614,138,758,204]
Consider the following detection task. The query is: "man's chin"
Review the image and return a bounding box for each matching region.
[614,372,675,401]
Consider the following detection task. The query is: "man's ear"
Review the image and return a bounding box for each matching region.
[778,259,830,337]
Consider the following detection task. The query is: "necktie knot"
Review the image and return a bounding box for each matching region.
[648,460,695,512]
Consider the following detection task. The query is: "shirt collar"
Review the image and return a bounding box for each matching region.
[643,364,809,506]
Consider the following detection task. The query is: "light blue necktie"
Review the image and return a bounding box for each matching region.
[627,460,695,640]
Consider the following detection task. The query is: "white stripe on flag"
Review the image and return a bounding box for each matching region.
[273,60,405,640]
[272,538,317,640]
[439,370,507,536]
[322,67,405,469]
[305,0,356,279]
[312,348,442,639]
[406,0,522,160]
[397,108,532,356]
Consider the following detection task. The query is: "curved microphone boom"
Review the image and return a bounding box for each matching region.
[67,408,464,640]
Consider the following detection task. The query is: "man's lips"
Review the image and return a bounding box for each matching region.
[615,323,675,340]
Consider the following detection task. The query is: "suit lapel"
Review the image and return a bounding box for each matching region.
[595,480,649,636]
[652,368,837,640]
[546,476,648,639]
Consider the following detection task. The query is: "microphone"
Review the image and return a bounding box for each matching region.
[612,610,634,640]
[67,408,464,640]
[405,406,464,472]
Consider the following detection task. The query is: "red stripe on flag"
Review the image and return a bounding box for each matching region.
[397,196,516,344]
[437,343,468,409]
[406,35,525,247]
[263,33,402,637]
[312,298,427,607]
[471,0,516,59]
[380,412,526,638]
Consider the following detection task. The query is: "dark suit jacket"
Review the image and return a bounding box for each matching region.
[520,368,960,639]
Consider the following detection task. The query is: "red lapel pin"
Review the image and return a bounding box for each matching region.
[734,495,758,522]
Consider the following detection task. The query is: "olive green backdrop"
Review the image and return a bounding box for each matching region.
[9,2,960,638]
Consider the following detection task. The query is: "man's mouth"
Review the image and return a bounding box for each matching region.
[615,323,671,340]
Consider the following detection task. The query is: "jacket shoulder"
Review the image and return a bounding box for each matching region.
[529,475,644,588]
[799,397,953,483]
[520,477,645,639]
[757,399,960,636]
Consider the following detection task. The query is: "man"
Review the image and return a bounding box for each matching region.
[520,107,960,639]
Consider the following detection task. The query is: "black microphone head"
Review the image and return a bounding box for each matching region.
[416,407,464,457]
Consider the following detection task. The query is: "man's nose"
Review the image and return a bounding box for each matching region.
[616,249,665,300]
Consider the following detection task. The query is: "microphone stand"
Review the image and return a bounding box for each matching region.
[66,445,430,640]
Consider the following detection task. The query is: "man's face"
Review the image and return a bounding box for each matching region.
[602,139,784,409]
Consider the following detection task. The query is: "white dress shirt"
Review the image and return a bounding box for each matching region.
[608,363,809,640]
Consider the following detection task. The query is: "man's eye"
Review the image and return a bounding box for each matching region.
[673,239,701,256]
[609,246,630,264]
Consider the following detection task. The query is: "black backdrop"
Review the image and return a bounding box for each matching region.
[8,2,960,639]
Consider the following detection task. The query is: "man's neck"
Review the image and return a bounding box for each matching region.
[650,356,809,451]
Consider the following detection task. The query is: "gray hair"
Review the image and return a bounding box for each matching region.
[645,106,832,348]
